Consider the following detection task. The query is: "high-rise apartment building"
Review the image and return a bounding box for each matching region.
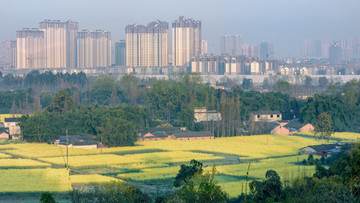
[10,40,16,68]
[259,41,274,60]
[39,20,68,68]
[16,28,45,69]
[172,16,201,67]
[329,42,342,64]
[220,34,242,55]
[14,19,110,69]
[126,20,168,67]
[115,40,126,66]
[66,20,78,68]
[76,30,111,68]
[0,40,11,65]
[201,40,208,55]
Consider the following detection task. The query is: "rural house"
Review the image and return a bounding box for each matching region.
[0,128,10,139]
[194,107,222,123]
[299,144,342,157]
[54,135,102,149]
[284,121,314,133]
[138,127,214,141]
[4,118,21,139]
[251,111,282,122]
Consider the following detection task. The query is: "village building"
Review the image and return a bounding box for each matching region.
[284,121,314,133]
[251,111,282,122]
[54,135,102,149]
[138,127,214,142]
[4,118,21,139]
[0,128,10,139]
[299,144,342,157]
[194,107,222,123]
[270,125,290,135]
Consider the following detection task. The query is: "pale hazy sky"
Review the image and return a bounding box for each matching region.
[1,0,359,58]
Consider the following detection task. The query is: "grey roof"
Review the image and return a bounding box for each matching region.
[0,128,9,134]
[174,131,213,138]
[4,118,20,122]
[139,127,182,137]
[252,111,281,115]
[300,144,341,152]
[284,121,308,130]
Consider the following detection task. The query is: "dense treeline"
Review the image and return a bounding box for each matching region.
[301,80,360,132]
[19,90,149,146]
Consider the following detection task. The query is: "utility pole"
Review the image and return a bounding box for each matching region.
[66,128,69,170]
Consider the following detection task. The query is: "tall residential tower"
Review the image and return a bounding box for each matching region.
[172,16,201,67]
[126,20,168,67]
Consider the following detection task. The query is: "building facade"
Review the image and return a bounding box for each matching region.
[76,30,111,68]
[220,34,242,55]
[16,28,45,69]
[126,20,168,67]
[115,40,126,66]
[14,19,111,69]
[172,16,201,67]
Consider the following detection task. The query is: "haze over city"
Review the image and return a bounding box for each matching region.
[1,0,359,58]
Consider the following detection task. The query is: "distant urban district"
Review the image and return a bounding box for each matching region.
[0,17,359,77]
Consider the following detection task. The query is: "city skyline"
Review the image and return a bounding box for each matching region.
[1,0,359,58]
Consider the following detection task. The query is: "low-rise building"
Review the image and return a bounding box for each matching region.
[251,111,282,122]
[194,107,222,123]
[0,128,10,139]
[4,118,21,138]
[138,127,214,142]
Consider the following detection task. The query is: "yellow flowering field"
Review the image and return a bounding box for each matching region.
[118,166,180,181]
[39,151,223,167]
[216,155,315,179]
[0,153,11,158]
[0,114,22,124]
[0,168,72,192]
[2,143,101,158]
[137,135,324,159]
[70,174,121,184]
[0,158,51,168]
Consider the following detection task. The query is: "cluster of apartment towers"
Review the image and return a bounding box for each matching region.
[10,16,203,69]
[13,19,111,69]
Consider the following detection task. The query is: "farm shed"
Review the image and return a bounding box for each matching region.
[299,144,341,156]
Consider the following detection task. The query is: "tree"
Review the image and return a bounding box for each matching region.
[314,112,334,143]
[174,159,203,187]
[250,170,283,202]
[242,78,253,90]
[40,192,55,203]
[97,116,137,147]
[46,90,73,114]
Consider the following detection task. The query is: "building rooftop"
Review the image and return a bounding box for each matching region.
[252,111,281,115]
[4,118,20,123]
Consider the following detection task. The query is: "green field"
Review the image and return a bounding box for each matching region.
[0,132,358,198]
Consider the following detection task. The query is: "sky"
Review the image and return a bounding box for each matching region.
[1,0,359,58]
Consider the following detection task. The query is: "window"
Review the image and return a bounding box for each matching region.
[277,114,280,118]
[270,115,273,118]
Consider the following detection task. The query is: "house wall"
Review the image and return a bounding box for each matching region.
[270,126,289,135]
[177,136,214,141]
[299,124,315,132]
[194,112,221,122]
[253,114,282,122]
[0,132,9,139]
[4,122,21,135]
